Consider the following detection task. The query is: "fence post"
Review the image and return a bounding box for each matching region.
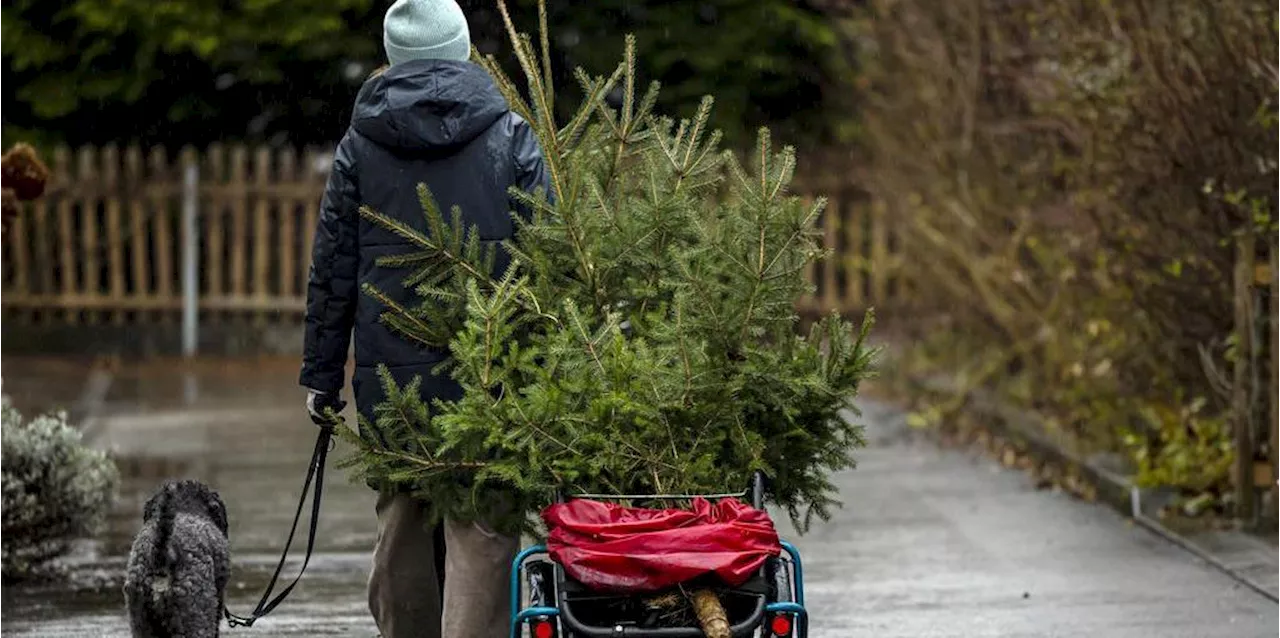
[1267,240,1278,523]
[181,152,200,358]
[1231,228,1257,524]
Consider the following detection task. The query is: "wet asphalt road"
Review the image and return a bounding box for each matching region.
[1,358,1276,636]
[778,401,1276,637]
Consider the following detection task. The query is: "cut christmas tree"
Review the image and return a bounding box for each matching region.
[338,0,875,621]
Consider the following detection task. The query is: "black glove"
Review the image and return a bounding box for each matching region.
[305,390,347,428]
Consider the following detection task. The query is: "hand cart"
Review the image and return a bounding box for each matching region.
[510,472,809,637]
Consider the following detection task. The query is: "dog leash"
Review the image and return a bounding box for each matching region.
[224,423,333,628]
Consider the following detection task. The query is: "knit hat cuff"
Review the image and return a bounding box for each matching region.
[385,28,471,65]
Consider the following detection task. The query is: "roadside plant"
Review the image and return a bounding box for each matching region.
[1,396,118,580]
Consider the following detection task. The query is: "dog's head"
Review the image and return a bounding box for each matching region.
[143,479,229,537]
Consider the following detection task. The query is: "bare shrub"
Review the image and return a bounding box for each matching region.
[861,0,1276,501]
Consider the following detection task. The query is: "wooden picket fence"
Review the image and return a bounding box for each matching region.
[0,145,901,325]
[1,145,339,324]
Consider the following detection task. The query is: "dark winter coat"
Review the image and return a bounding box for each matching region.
[299,59,551,420]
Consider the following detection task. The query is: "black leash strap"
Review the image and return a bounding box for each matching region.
[224,426,332,628]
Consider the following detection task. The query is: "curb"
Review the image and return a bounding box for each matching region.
[905,372,1279,602]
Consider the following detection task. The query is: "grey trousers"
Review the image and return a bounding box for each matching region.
[368,491,519,638]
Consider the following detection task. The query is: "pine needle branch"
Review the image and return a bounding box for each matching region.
[363,283,438,349]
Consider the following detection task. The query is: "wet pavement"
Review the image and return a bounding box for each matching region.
[779,401,1277,638]
[2,357,1276,636]
[2,357,380,636]
[0,356,102,419]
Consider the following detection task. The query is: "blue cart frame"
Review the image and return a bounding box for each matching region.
[509,473,810,637]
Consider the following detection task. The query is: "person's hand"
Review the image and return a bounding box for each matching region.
[306,390,347,428]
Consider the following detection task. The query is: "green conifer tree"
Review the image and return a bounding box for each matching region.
[337,0,876,536]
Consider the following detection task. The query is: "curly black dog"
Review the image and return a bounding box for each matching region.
[124,479,230,638]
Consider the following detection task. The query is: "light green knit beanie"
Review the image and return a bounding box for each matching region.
[383,0,471,66]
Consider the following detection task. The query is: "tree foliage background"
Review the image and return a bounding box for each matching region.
[2,0,859,150]
[1,0,381,148]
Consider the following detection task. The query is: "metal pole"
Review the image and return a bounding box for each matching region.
[181,161,200,359]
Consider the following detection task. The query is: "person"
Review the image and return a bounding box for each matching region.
[298,0,551,635]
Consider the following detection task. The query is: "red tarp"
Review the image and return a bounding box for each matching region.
[541,496,782,594]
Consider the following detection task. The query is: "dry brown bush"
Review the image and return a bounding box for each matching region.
[860,0,1277,501]
[1,143,49,239]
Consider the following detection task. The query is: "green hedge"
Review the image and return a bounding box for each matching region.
[2,0,859,149]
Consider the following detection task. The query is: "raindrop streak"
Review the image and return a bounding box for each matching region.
[343,61,367,83]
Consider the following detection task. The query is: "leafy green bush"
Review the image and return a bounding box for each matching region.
[1,397,118,579]
[3,0,859,149]
[1125,397,1234,498]
[523,0,861,147]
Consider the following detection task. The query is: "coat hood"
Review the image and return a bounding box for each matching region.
[351,60,509,151]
